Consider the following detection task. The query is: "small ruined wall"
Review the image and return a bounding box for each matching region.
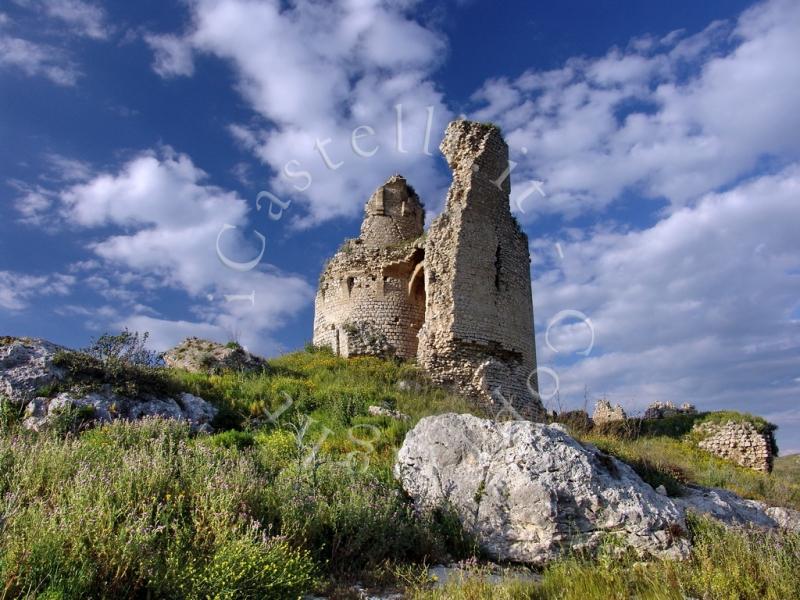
[644,401,697,420]
[593,399,626,424]
[695,421,775,473]
[418,121,543,420]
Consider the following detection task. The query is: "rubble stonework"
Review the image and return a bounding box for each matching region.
[592,399,627,424]
[644,401,697,420]
[313,121,544,420]
[694,421,776,473]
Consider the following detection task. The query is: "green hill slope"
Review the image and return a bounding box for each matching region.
[1,347,797,599]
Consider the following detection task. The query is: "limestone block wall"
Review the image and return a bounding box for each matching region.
[694,421,776,472]
[313,241,425,360]
[360,175,424,247]
[418,121,543,420]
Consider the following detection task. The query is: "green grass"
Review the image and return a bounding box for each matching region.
[774,454,800,481]
[1,347,798,598]
[411,517,800,600]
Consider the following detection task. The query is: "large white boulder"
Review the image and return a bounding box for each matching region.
[394,413,690,564]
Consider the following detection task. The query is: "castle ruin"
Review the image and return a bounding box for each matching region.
[313,120,544,420]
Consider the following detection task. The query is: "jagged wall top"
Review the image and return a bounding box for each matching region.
[440,120,510,196]
[359,174,424,247]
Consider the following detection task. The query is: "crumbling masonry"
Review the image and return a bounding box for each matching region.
[313,120,545,420]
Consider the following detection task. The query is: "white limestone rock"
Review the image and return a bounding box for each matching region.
[394,413,690,565]
[0,337,66,402]
[368,405,411,421]
[1,336,217,432]
[676,485,800,533]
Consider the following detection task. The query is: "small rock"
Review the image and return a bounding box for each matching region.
[656,484,668,496]
[368,405,411,421]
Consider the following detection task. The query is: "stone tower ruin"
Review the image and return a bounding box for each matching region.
[313,120,544,420]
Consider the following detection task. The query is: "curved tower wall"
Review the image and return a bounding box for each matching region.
[313,176,425,360]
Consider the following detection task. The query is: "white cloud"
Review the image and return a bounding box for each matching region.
[469,0,800,221]
[0,271,75,310]
[533,166,800,445]
[12,0,110,39]
[42,153,93,182]
[148,0,453,227]
[144,33,194,77]
[26,147,314,355]
[0,34,80,85]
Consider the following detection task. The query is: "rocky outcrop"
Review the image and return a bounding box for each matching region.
[395,413,690,564]
[1,337,217,432]
[694,420,776,473]
[23,390,216,433]
[676,485,800,533]
[0,337,66,402]
[592,399,626,424]
[163,337,269,374]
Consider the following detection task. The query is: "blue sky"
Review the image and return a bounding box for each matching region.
[1,0,799,451]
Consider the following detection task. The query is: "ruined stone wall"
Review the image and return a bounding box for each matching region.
[592,399,626,424]
[418,121,543,420]
[695,421,776,473]
[643,401,697,420]
[313,176,425,360]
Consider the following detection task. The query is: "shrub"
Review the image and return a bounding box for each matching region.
[207,429,256,450]
[183,535,315,600]
[0,395,20,432]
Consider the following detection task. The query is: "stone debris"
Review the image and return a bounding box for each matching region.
[314,121,544,420]
[163,337,269,374]
[367,405,411,421]
[592,398,626,424]
[1,337,217,432]
[395,413,690,564]
[694,420,775,473]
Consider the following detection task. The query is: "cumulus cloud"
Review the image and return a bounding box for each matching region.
[144,33,194,77]
[533,166,800,449]
[0,34,80,85]
[20,148,313,354]
[469,0,800,221]
[12,0,110,39]
[147,0,453,227]
[0,271,75,310]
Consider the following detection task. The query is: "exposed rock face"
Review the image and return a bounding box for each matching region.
[418,122,542,420]
[313,122,544,420]
[395,413,689,564]
[313,175,426,360]
[0,337,65,402]
[592,399,626,424]
[23,390,216,433]
[694,420,776,473]
[1,337,217,432]
[676,485,800,533]
[163,337,269,374]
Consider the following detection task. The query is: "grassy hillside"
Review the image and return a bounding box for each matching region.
[774,454,800,482]
[0,347,798,599]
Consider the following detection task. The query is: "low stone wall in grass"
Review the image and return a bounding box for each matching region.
[694,420,776,473]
